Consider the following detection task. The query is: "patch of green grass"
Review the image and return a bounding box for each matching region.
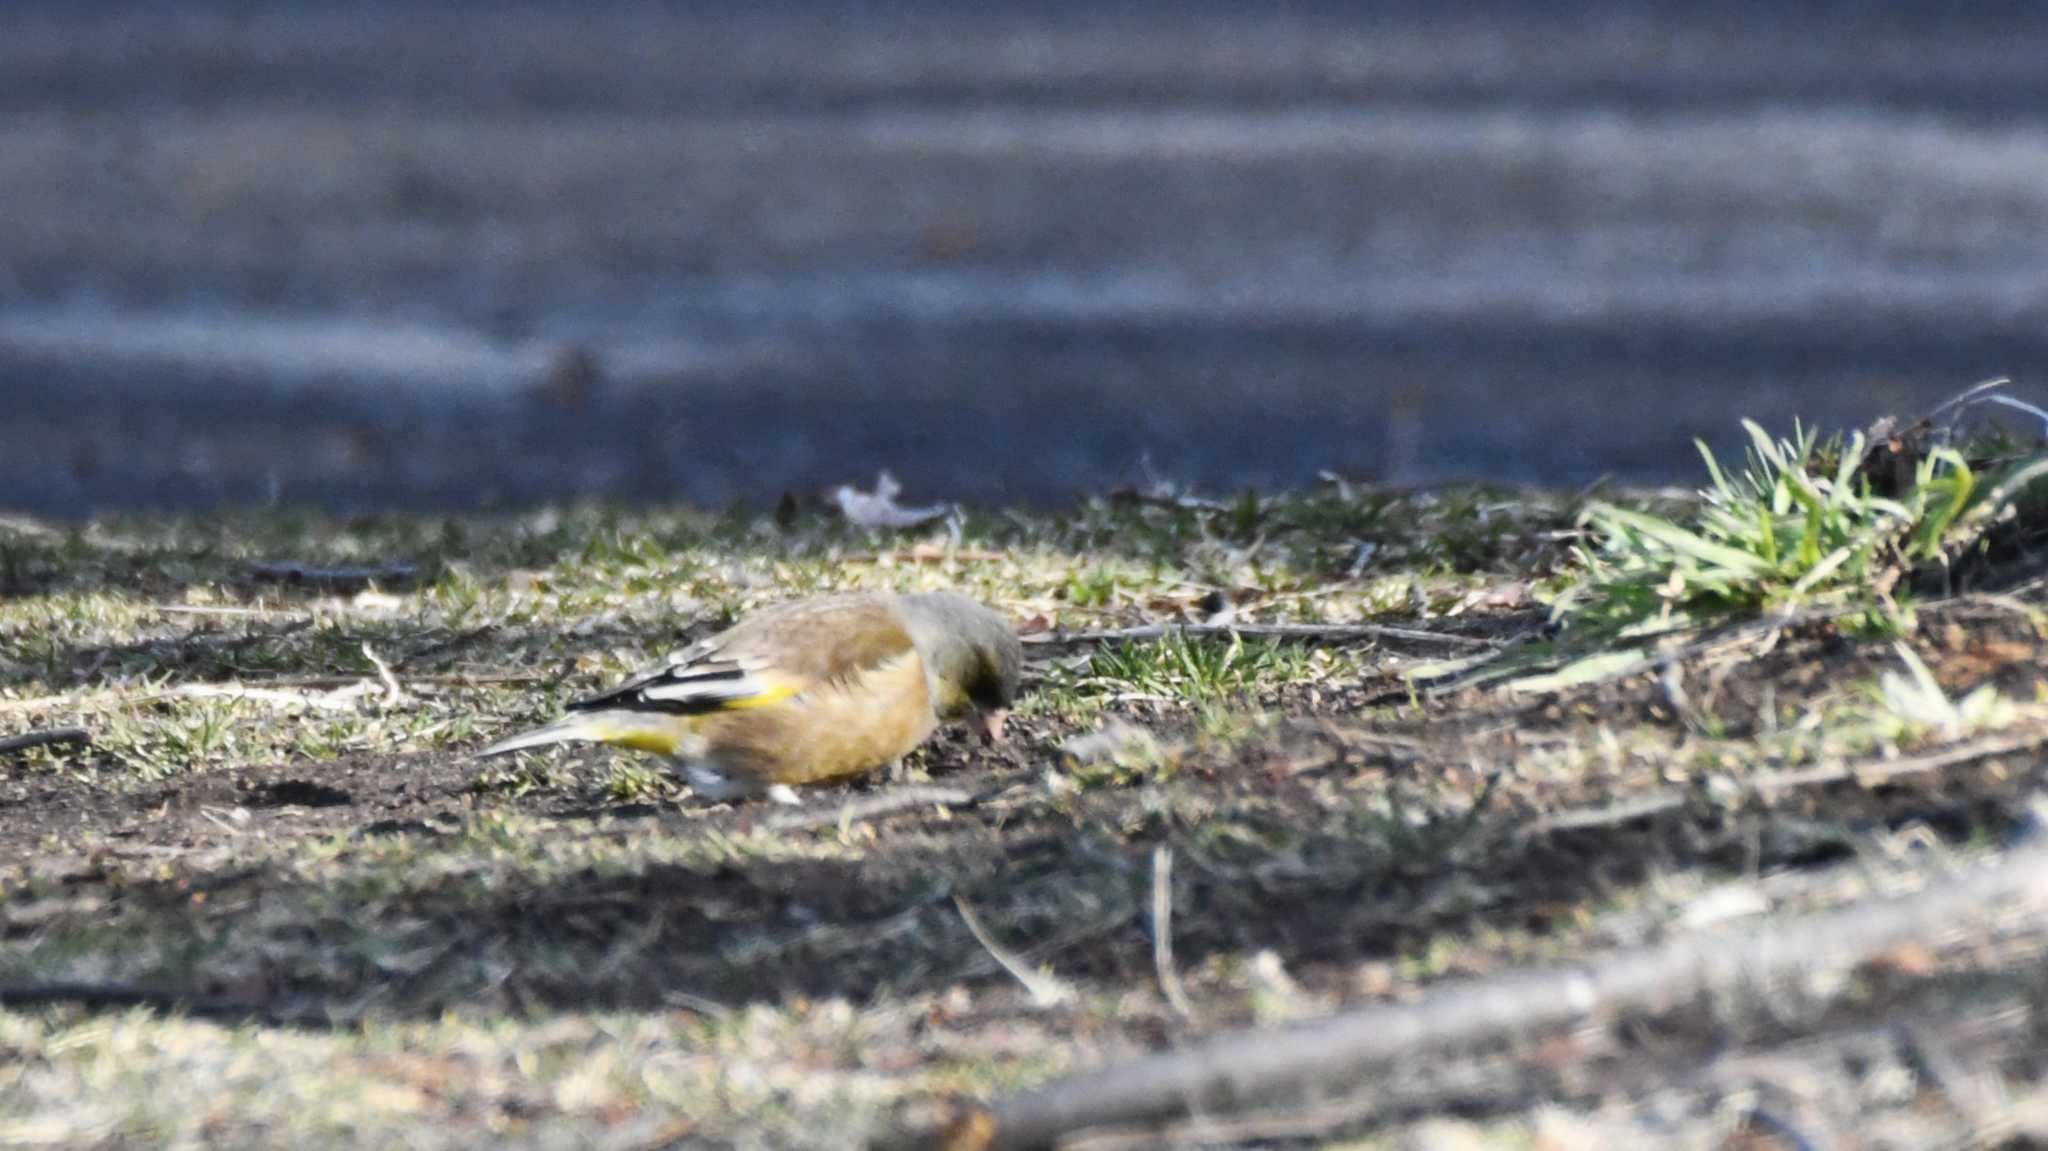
[1061,566,1128,608]
[471,752,574,798]
[1086,631,1318,703]
[604,758,682,802]
[1553,418,2048,639]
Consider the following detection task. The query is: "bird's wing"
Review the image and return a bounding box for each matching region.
[567,597,918,717]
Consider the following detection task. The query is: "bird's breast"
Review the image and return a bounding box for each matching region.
[697,651,939,786]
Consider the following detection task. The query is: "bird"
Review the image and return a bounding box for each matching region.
[474,590,1022,801]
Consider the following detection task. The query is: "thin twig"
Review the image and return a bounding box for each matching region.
[0,672,546,715]
[1023,622,1493,650]
[360,642,407,703]
[1500,603,1862,696]
[951,837,2048,1150]
[1151,846,1195,1022]
[0,726,90,755]
[155,682,380,712]
[954,895,1074,1009]
[1750,728,2048,795]
[1522,727,2048,839]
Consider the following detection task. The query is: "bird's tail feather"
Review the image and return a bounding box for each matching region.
[472,712,686,759]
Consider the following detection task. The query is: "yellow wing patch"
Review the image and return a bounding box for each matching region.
[710,676,803,711]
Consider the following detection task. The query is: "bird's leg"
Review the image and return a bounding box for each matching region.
[676,761,801,806]
[975,707,1010,747]
[885,758,908,783]
[677,763,751,804]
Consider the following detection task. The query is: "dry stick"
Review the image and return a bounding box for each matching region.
[1523,727,2048,839]
[954,895,1075,1009]
[0,672,547,715]
[1151,846,1195,1022]
[0,726,90,755]
[1435,601,1873,701]
[1023,622,1493,650]
[960,839,2048,1151]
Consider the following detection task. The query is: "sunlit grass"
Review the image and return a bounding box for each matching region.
[1553,417,2048,637]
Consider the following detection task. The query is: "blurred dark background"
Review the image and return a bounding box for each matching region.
[4,1,2047,513]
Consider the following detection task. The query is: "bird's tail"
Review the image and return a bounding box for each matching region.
[472,711,690,759]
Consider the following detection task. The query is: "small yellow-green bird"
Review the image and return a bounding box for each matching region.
[475,591,1022,801]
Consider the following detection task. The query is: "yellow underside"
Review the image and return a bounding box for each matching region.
[605,726,691,755]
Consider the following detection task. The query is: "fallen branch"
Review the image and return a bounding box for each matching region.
[0,726,90,756]
[928,836,2048,1150]
[1022,622,1493,650]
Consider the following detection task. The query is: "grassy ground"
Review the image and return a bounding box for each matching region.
[6,443,2048,1149]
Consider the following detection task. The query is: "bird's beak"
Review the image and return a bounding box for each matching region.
[975,707,1010,747]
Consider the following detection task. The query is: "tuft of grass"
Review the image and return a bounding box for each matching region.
[1552,418,2048,637]
[1083,631,1320,707]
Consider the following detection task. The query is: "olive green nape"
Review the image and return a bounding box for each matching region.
[898,590,1025,711]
